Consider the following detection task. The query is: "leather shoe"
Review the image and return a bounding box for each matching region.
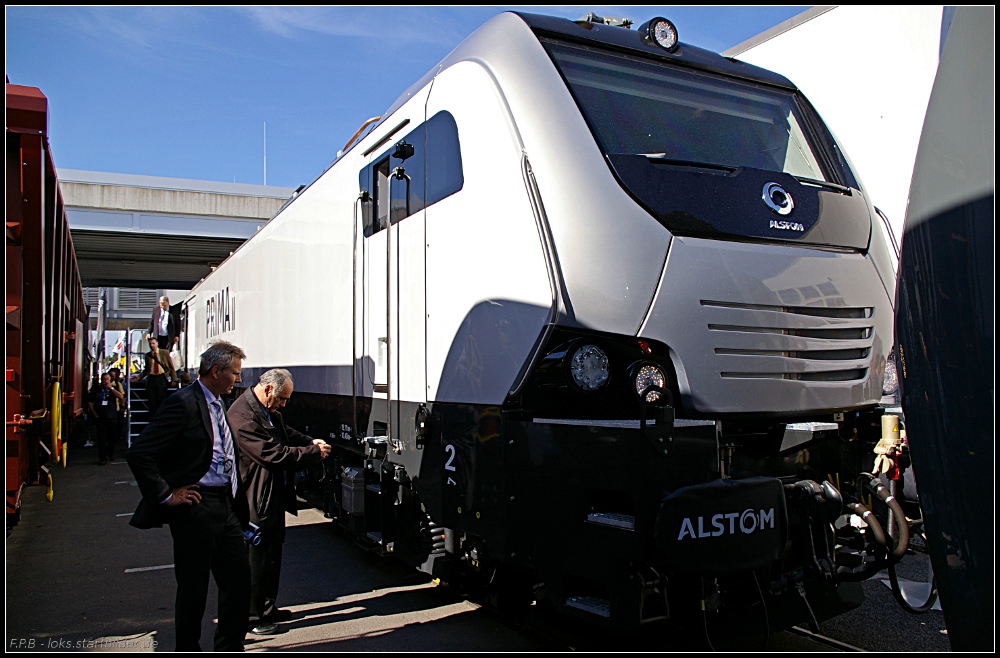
[265,609,293,623]
[249,623,280,636]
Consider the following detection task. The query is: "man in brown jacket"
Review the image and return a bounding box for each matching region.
[136,336,176,418]
[227,368,330,635]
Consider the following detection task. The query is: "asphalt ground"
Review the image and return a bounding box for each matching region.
[6,439,951,652]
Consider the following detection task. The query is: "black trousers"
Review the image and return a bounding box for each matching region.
[248,537,285,623]
[146,374,168,418]
[168,490,250,651]
[95,418,117,462]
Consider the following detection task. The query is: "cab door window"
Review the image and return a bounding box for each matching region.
[358,110,464,237]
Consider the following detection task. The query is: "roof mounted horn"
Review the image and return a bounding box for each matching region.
[575,12,633,29]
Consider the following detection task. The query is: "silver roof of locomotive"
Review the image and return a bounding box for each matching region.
[364,11,796,149]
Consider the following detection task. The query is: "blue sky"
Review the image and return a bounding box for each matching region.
[7,6,808,189]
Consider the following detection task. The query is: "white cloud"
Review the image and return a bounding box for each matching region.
[239,6,467,45]
[71,7,200,49]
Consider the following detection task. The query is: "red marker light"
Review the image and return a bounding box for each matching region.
[637,339,652,355]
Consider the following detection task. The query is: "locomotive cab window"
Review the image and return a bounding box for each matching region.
[542,39,847,184]
[359,111,464,237]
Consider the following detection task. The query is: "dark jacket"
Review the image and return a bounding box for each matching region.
[148,306,178,346]
[227,388,321,536]
[88,384,118,421]
[126,382,248,529]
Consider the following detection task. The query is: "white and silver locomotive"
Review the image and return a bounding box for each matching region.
[183,12,906,636]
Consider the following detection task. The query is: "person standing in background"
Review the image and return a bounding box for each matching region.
[146,295,179,350]
[88,372,124,465]
[108,367,127,448]
[138,337,176,418]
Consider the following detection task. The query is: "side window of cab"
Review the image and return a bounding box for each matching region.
[358,111,463,237]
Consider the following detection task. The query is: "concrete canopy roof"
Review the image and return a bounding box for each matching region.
[60,169,297,289]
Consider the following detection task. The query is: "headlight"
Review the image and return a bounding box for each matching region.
[569,345,610,391]
[641,17,679,52]
[883,351,899,396]
[635,364,666,403]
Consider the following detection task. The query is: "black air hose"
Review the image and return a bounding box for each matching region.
[835,502,890,582]
[846,502,886,548]
[860,473,909,558]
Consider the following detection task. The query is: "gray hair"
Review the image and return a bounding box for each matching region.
[258,368,292,391]
[160,295,170,304]
[198,340,246,377]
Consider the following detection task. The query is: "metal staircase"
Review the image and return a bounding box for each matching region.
[127,380,151,445]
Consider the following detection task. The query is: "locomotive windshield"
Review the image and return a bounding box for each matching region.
[544,39,830,180]
[543,38,872,249]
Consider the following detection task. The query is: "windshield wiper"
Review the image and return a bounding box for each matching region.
[638,154,737,173]
[792,176,852,194]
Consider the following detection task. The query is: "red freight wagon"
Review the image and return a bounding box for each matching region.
[6,83,89,529]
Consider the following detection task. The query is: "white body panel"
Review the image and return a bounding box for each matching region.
[641,237,893,414]
[184,58,552,415]
[185,164,356,392]
[425,62,551,404]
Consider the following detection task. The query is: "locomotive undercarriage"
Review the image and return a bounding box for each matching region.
[296,399,903,635]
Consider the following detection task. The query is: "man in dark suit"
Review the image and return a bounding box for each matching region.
[147,295,179,350]
[228,368,331,635]
[126,340,250,651]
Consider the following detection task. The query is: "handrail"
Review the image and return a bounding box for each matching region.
[125,328,144,446]
[125,327,131,446]
[342,116,383,154]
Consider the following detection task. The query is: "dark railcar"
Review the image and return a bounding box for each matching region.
[893,7,994,650]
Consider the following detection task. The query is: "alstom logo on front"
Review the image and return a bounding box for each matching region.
[677,508,776,540]
[769,219,805,231]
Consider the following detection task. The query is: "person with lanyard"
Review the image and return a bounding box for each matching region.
[88,372,124,465]
[227,368,331,635]
[125,340,251,651]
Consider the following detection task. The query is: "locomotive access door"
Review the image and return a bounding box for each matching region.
[357,106,429,457]
[363,158,391,433]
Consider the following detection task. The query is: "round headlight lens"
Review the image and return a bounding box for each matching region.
[569,345,610,391]
[883,355,899,396]
[635,364,666,403]
[649,18,678,51]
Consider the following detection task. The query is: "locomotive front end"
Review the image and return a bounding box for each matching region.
[493,12,903,633]
[284,11,911,642]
